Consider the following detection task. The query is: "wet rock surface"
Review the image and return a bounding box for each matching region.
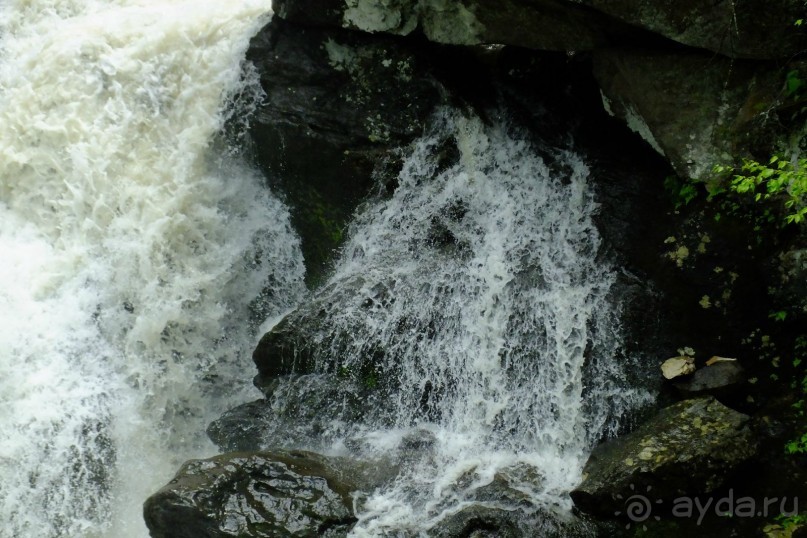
[247,18,443,286]
[571,397,760,517]
[208,374,371,453]
[251,275,383,385]
[274,0,807,59]
[143,451,361,538]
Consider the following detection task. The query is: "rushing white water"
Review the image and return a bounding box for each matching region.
[260,111,651,535]
[0,2,306,537]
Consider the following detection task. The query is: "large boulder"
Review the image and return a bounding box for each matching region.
[593,48,783,180]
[580,0,807,59]
[143,451,362,538]
[272,0,638,50]
[570,397,760,517]
[247,18,443,286]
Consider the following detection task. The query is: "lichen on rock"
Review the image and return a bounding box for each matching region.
[571,397,760,517]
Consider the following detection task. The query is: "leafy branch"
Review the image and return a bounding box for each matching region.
[713,155,807,224]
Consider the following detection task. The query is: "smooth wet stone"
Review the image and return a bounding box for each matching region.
[143,450,358,538]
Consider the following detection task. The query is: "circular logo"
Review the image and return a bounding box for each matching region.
[614,484,663,530]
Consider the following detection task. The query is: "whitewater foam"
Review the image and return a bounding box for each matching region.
[0,2,305,536]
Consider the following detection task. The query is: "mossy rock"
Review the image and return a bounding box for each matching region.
[571,397,760,517]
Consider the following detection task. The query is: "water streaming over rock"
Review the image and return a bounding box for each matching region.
[0,1,653,534]
[253,110,652,535]
[0,2,305,537]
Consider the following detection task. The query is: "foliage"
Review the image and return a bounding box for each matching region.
[786,432,807,454]
[664,65,806,224]
[664,175,699,209]
[776,512,807,531]
[712,154,807,225]
[786,69,805,98]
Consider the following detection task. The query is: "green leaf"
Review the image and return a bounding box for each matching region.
[786,70,805,96]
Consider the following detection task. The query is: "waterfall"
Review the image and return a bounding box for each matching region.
[257,110,651,535]
[0,2,306,537]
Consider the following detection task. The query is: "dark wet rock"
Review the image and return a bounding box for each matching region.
[424,462,596,537]
[208,375,370,452]
[252,278,352,383]
[273,0,638,51]
[571,397,760,517]
[593,48,783,181]
[429,505,522,538]
[673,361,745,396]
[247,18,443,286]
[206,399,270,452]
[580,0,807,59]
[428,502,592,538]
[252,274,390,389]
[143,450,359,538]
[398,428,437,456]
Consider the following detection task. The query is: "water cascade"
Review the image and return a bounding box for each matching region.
[0,1,654,535]
[0,1,305,537]
[252,111,652,535]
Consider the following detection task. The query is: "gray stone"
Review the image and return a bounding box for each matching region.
[593,48,782,180]
[570,397,760,517]
[143,451,358,537]
[674,361,745,396]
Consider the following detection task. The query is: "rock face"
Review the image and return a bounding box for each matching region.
[274,0,807,59]
[143,451,359,538]
[262,0,805,191]
[593,49,782,180]
[248,18,443,286]
[571,397,760,517]
[771,248,807,317]
[580,0,807,59]
[273,0,636,50]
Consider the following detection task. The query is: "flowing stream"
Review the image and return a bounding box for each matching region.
[0,1,305,537]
